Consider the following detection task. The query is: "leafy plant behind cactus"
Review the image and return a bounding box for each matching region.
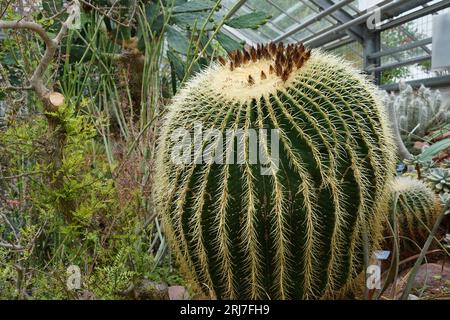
[156,43,396,299]
[382,81,450,138]
[390,176,442,249]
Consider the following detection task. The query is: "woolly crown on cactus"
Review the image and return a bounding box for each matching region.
[382,80,450,138]
[155,43,396,299]
[390,176,442,247]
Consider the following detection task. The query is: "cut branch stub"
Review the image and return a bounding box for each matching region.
[48,92,65,108]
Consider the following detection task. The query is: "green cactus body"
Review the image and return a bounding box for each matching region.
[155,43,396,299]
[390,176,442,248]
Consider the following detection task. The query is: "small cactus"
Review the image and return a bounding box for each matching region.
[382,80,449,137]
[390,176,442,247]
[156,43,396,299]
[426,168,450,194]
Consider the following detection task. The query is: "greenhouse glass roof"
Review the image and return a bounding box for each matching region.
[220,0,444,46]
[220,0,359,45]
[218,0,450,88]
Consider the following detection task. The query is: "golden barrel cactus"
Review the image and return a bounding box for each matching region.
[155,43,396,299]
[390,176,442,248]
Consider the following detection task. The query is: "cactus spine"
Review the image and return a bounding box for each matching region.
[390,176,442,246]
[156,43,396,299]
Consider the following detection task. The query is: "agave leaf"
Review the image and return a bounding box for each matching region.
[144,1,160,25]
[225,12,272,29]
[166,26,190,54]
[173,0,218,13]
[167,50,185,80]
[215,31,244,53]
[417,138,450,162]
[171,12,216,30]
[428,124,450,140]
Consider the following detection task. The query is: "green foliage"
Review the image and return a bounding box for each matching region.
[166,25,191,54]
[225,12,272,29]
[214,31,243,52]
[87,248,137,299]
[0,105,181,299]
[418,139,450,163]
[173,0,219,13]
[80,0,268,86]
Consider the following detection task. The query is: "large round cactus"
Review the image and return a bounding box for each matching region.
[155,43,396,299]
[389,176,442,248]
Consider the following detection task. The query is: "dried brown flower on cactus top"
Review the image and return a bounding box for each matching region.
[221,42,311,84]
[213,42,313,99]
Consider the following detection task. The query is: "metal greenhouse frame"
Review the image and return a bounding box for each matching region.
[220,0,450,90]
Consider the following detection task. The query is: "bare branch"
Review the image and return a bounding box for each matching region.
[0,211,19,242]
[0,241,23,251]
[0,20,54,48]
[0,1,80,109]
[1,85,33,91]
[0,170,44,180]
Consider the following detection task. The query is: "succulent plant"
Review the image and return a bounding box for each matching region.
[442,159,450,169]
[390,176,442,247]
[382,81,450,138]
[403,156,438,179]
[155,43,396,299]
[440,193,450,212]
[421,160,437,172]
[426,168,450,194]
